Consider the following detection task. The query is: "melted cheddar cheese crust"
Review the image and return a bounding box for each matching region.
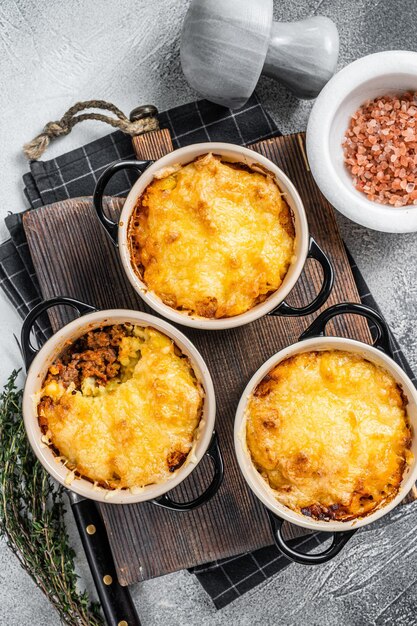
[37,325,203,490]
[246,350,413,521]
[128,153,295,318]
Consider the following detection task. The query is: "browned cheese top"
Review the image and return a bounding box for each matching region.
[128,153,295,318]
[38,324,203,490]
[246,350,413,521]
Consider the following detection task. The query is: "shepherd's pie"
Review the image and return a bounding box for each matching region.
[246,350,413,521]
[37,324,203,490]
[128,153,295,318]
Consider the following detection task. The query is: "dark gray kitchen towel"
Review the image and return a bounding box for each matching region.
[0,94,415,609]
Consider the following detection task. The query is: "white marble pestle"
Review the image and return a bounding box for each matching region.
[181,0,339,109]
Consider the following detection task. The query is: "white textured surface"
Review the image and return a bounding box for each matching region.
[0,0,417,624]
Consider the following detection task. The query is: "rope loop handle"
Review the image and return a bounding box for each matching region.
[23,100,159,160]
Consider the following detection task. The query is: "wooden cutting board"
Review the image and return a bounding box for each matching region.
[23,129,416,587]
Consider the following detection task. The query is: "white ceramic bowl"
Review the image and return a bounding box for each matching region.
[235,303,417,537]
[22,298,217,505]
[307,50,417,232]
[94,143,333,329]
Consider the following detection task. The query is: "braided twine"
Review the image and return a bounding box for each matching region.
[23,100,159,160]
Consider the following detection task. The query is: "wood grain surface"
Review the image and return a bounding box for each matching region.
[23,129,414,587]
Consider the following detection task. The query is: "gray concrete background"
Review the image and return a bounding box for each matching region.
[0,0,416,624]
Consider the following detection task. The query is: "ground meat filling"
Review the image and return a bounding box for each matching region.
[167,450,189,472]
[44,324,129,391]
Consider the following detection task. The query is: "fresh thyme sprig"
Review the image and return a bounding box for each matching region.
[0,370,104,626]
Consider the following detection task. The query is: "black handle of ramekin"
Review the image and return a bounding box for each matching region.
[21,296,98,371]
[299,301,393,355]
[93,159,153,245]
[152,432,224,511]
[69,493,141,626]
[270,237,334,317]
[267,511,356,565]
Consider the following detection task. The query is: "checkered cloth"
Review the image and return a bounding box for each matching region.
[0,94,415,609]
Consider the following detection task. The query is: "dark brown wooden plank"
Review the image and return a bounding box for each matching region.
[132,128,173,160]
[23,130,414,587]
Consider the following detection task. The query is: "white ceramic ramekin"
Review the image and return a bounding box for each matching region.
[21,297,221,505]
[307,50,417,232]
[234,302,417,562]
[94,142,334,329]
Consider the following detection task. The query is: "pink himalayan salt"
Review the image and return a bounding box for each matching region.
[343,92,417,207]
